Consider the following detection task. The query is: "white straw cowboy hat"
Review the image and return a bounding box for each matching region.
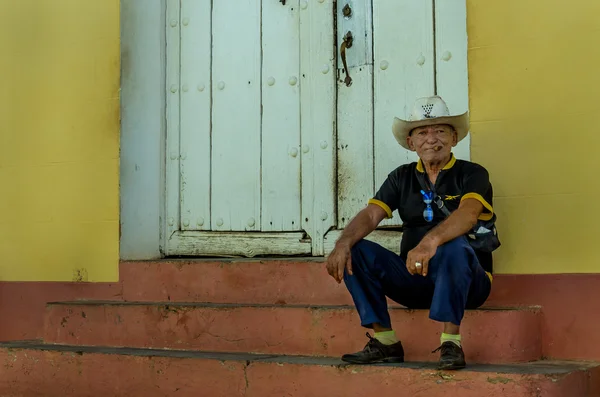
[392,96,469,150]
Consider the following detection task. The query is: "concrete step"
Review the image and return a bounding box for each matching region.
[1,342,598,397]
[120,259,353,305]
[44,301,542,364]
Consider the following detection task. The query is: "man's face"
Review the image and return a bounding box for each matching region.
[406,124,457,163]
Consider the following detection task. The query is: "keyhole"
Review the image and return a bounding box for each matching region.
[342,4,352,17]
[343,31,353,48]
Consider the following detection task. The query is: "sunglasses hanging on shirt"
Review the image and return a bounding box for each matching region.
[420,190,434,222]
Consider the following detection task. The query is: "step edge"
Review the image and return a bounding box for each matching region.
[45,301,543,312]
[121,258,326,265]
[0,341,595,375]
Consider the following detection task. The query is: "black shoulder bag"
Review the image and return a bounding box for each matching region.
[415,172,501,253]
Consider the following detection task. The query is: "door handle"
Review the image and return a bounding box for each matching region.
[340,31,353,87]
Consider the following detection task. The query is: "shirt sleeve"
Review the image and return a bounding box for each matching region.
[369,169,401,219]
[460,165,494,221]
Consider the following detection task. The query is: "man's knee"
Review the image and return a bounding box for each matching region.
[350,239,375,256]
[433,237,473,273]
[347,239,381,277]
[436,237,471,257]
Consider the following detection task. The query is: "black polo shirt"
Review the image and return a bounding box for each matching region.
[369,154,495,274]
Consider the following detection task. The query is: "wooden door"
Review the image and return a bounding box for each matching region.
[163,0,468,257]
[164,0,336,256]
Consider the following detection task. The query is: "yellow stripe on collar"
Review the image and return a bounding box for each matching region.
[416,153,456,173]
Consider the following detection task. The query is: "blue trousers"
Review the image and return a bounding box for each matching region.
[343,237,491,327]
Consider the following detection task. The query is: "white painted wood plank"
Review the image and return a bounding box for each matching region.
[211,0,262,232]
[300,0,336,255]
[435,0,470,161]
[169,231,311,257]
[336,0,374,229]
[324,229,401,256]
[120,0,164,259]
[373,0,435,226]
[179,0,211,231]
[261,0,301,232]
[165,0,181,245]
[335,0,372,69]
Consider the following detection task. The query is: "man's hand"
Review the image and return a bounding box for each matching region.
[324,204,387,283]
[406,238,439,277]
[326,243,353,283]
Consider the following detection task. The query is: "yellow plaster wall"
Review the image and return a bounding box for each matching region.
[0,1,120,281]
[467,0,600,274]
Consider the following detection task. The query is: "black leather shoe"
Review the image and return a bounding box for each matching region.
[341,333,404,364]
[433,341,466,370]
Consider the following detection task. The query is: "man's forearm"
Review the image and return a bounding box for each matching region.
[422,204,479,248]
[336,209,378,249]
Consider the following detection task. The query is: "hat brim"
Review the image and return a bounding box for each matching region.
[392,112,469,150]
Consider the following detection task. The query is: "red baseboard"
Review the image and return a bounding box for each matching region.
[486,274,600,361]
[0,281,122,341]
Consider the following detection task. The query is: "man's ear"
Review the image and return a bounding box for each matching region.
[406,135,415,151]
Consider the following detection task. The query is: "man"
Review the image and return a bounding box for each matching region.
[326,96,497,370]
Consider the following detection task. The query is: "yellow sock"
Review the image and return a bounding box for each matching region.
[374,330,398,345]
[441,333,461,347]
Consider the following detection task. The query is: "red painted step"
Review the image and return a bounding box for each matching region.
[120,259,352,305]
[123,259,516,307]
[1,343,598,397]
[44,302,542,364]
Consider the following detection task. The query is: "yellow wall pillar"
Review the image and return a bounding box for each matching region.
[0,1,120,281]
[467,0,600,274]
